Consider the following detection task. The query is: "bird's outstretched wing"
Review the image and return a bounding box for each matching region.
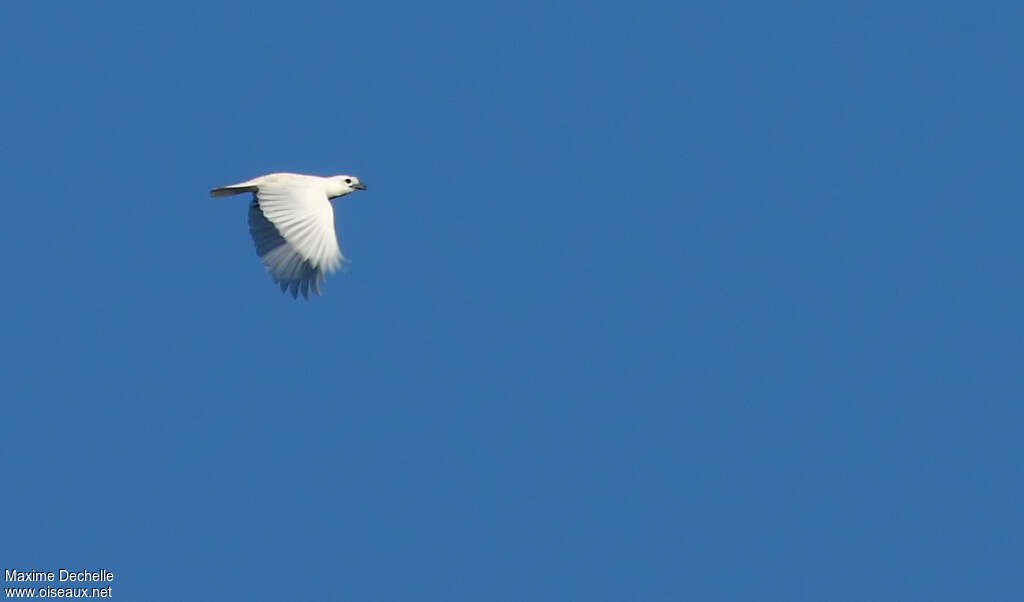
[247,182,344,299]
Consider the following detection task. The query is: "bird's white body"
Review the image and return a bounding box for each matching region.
[211,172,367,299]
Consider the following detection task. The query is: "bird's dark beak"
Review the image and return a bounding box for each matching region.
[353,183,367,191]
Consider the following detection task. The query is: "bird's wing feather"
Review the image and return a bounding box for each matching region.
[247,182,343,299]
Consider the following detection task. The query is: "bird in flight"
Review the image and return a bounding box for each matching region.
[211,172,367,299]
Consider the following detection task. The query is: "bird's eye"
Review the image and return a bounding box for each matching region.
[345,178,352,184]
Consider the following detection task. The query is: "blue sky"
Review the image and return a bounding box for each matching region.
[2,1,1022,600]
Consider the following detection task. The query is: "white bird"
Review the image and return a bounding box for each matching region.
[211,172,367,299]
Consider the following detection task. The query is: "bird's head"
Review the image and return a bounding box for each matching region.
[326,174,367,198]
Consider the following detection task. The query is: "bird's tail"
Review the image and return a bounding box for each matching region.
[210,185,258,198]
